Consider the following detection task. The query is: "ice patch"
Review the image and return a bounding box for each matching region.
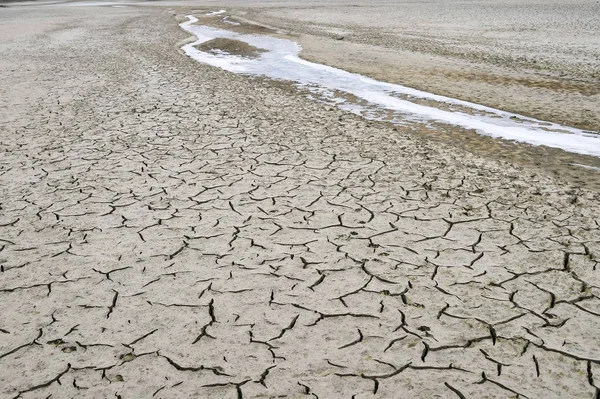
[570,163,600,172]
[206,10,226,16]
[180,16,600,157]
[223,17,241,26]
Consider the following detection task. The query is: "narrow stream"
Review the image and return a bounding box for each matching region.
[180,15,600,158]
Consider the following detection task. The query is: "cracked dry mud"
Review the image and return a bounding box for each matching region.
[1,5,600,399]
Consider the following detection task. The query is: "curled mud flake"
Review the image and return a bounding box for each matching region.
[120,353,136,362]
[62,346,77,353]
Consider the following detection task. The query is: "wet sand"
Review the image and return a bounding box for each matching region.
[1,2,600,399]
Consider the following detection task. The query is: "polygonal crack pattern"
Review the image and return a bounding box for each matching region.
[1,8,600,399]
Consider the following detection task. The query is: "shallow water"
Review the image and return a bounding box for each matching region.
[180,15,600,157]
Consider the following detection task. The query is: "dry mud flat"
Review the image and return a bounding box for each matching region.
[1,3,600,399]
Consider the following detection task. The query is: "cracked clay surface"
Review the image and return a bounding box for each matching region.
[1,4,600,399]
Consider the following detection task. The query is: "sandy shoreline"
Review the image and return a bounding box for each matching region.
[1,2,600,398]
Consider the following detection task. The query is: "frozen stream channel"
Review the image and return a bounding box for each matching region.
[180,15,600,157]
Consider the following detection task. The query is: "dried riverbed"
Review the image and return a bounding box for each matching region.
[1,2,600,399]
